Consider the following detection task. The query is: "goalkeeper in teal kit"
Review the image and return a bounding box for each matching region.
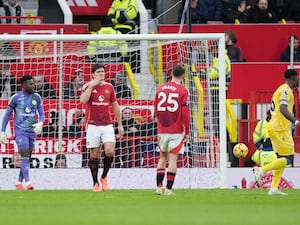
[0,75,45,190]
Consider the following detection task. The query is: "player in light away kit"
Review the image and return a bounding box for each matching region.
[0,75,45,190]
[80,64,124,192]
[154,65,190,195]
[253,69,300,195]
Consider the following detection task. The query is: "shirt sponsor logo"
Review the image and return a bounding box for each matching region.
[98,95,104,102]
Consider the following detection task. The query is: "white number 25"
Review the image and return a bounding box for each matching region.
[157,92,179,112]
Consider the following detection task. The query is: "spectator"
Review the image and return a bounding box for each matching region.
[178,0,223,24]
[140,113,158,166]
[246,0,278,23]
[0,64,19,99]
[107,0,139,34]
[34,74,57,99]
[114,107,140,167]
[42,111,68,138]
[63,68,85,99]
[0,38,16,62]
[87,18,128,63]
[222,0,249,23]
[268,0,293,21]
[55,153,67,168]
[225,30,243,62]
[111,72,132,99]
[140,113,157,137]
[290,0,300,22]
[115,107,140,136]
[250,109,277,167]
[107,0,140,73]
[178,0,203,24]
[280,35,300,62]
[0,0,26,24]
[69,111,85,138]
[247,0,257,5]
[11,153,21,168]
[191,41,213,65]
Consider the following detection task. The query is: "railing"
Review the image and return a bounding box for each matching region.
[0,16,44,24]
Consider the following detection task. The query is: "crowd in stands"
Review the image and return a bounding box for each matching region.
[178,0,300,24]
[113,106,158,168]
[0,0,25,24]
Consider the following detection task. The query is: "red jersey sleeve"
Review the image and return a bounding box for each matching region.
[181,89,190,135]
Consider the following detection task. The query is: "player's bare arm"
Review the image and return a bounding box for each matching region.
[280,104,300,125]
[112,101,124,136]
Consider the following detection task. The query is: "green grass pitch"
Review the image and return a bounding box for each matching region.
[1,189,300,225]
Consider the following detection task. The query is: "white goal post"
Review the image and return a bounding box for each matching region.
[0,33,227,189]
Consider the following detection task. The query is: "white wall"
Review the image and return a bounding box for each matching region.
[1,167,300,190]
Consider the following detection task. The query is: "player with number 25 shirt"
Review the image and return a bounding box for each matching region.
[154,65,190,195]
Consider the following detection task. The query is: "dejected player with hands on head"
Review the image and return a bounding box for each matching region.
[0,75,45,190]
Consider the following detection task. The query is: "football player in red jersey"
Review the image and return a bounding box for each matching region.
[154,65,190,195]
[80,64,124,192]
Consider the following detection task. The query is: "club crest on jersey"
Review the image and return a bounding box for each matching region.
[98,95,104,102]
[104,89,110,94]
[32,100,37,106]
[25,107,31,113]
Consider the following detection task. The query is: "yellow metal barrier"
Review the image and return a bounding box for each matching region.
[226,98,242,142]
[193,75,205,137]
[124,62,139,99]
[183,63,205,136]
[157,42,163,85]
[148,33,163,85]
[148,40,157,81]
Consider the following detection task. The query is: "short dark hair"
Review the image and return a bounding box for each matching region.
[289,35,299,42]
[20,75,33,84]
[284,69,298,79]
[91,64,104,73]
[172,65,185,78]
[225,30,237,44]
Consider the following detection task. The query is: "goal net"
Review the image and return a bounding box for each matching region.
[0,33,227,188]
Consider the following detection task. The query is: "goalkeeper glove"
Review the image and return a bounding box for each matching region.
[32,122,43,135]
[0,132,7,144]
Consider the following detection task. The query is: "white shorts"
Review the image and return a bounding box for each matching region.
[157,133,185,154]
[86,124,115,148]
